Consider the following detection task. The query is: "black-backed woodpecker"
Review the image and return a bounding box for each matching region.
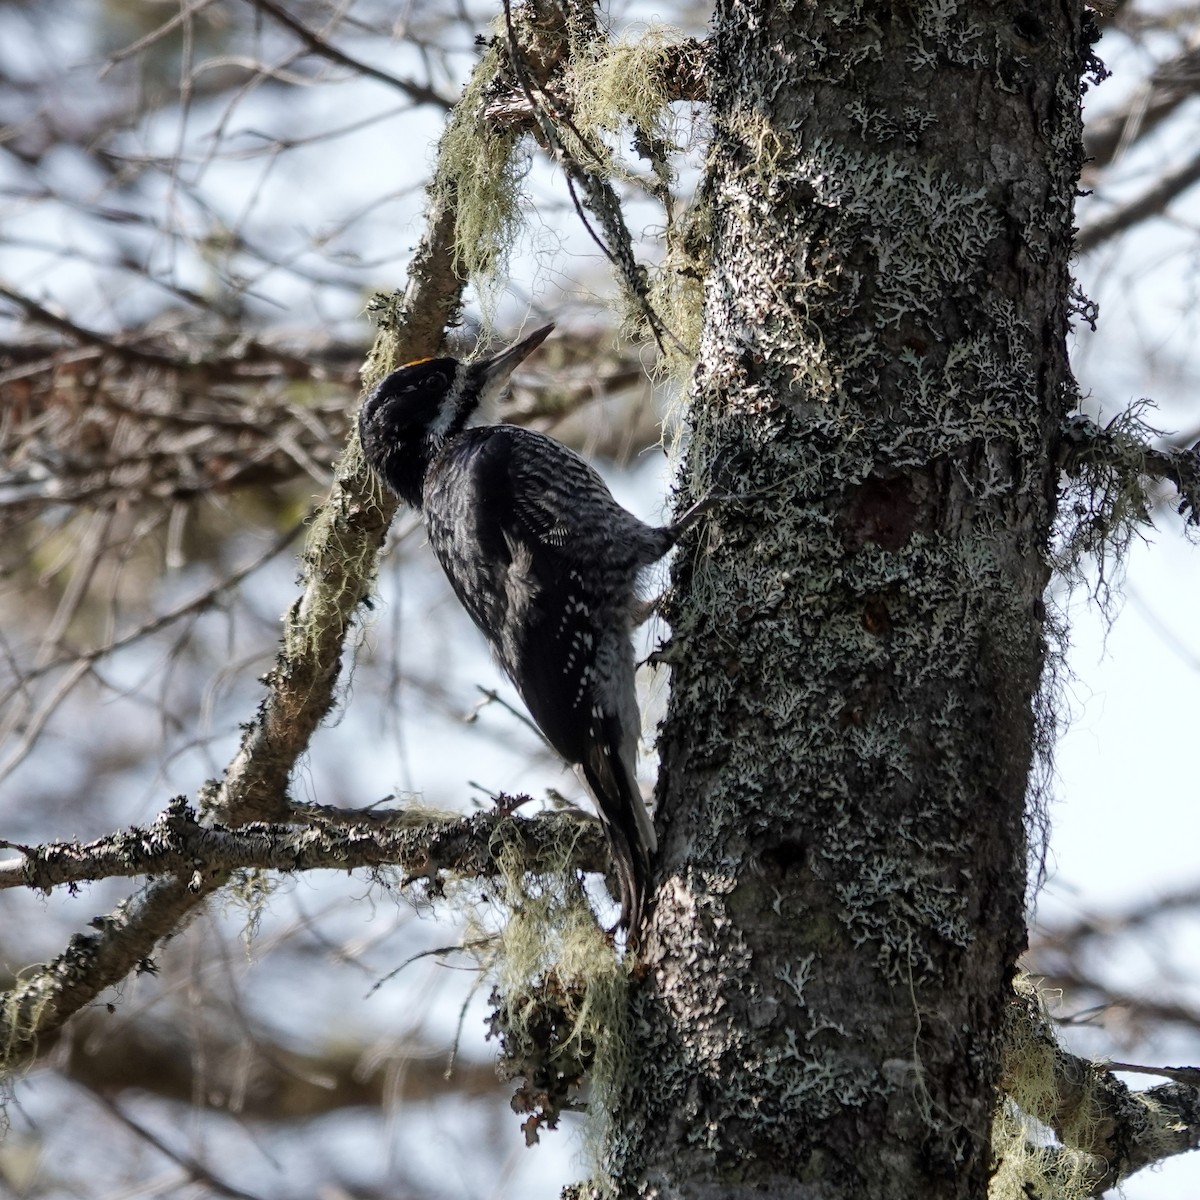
[359,324,701,935]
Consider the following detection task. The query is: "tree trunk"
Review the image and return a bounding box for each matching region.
[617,4,1088,1197]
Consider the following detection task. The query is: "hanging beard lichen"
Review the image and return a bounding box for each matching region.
[990,977,1117,1200]
[475,818,633,1179]
[433,29,527,321]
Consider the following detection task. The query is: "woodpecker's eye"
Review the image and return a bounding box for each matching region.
[362,359,455,432]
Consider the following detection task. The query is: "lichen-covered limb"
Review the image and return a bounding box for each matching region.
[0,800,605,1066]
[497,3,679,347]
[0,157,464,1070]
[0,798,607,894]
[1059,412,1200,526]
[0,874,222,1067]
[1075,147,1200,255]
[209,25,515,830]
[999,983,1200,1195]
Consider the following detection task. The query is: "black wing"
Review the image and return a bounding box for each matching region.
[423,425,639,761]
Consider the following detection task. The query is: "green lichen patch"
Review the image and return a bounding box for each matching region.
[432,33,527,318]
[469,820,633,1182]
[571,24,683,153]
[1053,401,1161,616]
[652,190,713,396]
[991,977,1105,1200]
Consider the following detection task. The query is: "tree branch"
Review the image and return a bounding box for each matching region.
[0,872,226,1067]
[1076,146,1200,255]
[1031,968,1200,1037]
[0,43,494,1070]
[238,0,454,109]
[1058,412,1200,526]
[0,285,188,372]
[0,799,606,1065]
[51,1009,504,1116]
[1003,984,1200,1194]
[499,1,682,353]
[206,77,479,832]
[1083,41,1200,171]
[0,797,606,894]
[89,1089,269,1200]
[1030,882,1200,954]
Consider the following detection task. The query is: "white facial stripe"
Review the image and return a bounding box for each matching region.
[427,362,474,441]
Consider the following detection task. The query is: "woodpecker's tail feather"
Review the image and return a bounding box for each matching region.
[577,727,656,937]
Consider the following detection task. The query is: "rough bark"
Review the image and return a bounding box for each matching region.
[616,4,1089,1197]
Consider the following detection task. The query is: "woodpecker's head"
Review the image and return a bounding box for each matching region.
[359,323,554,507]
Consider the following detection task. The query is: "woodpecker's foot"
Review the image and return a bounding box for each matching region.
[668,494,720,539]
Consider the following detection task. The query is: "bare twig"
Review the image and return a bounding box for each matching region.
[89,1089,270,1200]
[238,0,453,109]
[4,521,305,697]
[1107,1062,1200,1088]
[1031,883,1200,954]
[1083,39,1200,170]
[1034,970,1200,1036]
